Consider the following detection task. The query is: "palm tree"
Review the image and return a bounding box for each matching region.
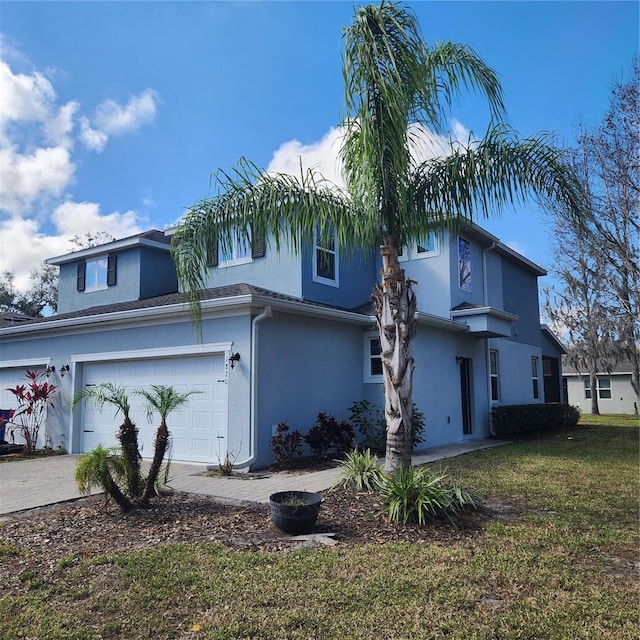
[75,445,132,512]
[171,1,584,474]
[136,385,200,504]
[71,382,142,499]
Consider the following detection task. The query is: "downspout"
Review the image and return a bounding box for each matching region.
[483,243,497,436]
[234,306,272,469]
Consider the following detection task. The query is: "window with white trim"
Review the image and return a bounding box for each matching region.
[313,228,339,287]
[458,236,472,292]
[416,232,439,258]
[598,378,612,398]
[86,257,108,289]
[219,229,252,267]
[584,377,612,399]
[206,226,265,268]
[364,333,383,382]
[398,232,439,262]
[77,254,117,292]
[531,356,540,399]
[489,349,499,401]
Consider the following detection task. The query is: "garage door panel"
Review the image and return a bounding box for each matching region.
[81,354,227,463]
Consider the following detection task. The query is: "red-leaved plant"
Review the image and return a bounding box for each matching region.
[6,370,57,453]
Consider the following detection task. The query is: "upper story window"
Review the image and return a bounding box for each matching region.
[220,230,252,267]
[489,349,500,401]
[207,226,265,268]
[583,377,612,399]
[398,232,440,262]
[458,237,472,292]
[364,333,383,382]
[416,232,439,258]
[531,356,540,399]
[77,255,116,292]
[313,228,339,287]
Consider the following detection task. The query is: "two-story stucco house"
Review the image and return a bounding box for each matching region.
[0,222,565,469]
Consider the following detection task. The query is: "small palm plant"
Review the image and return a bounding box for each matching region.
[380,466,477,526]
[71,383,142,499]
[332,449,385,492]
[72,382,199,511]
[135,385,200,504]
[75,445,131,512]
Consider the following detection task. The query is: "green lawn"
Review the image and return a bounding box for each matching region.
[1,417,638,639]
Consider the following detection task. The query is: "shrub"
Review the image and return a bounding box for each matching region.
[491,404,580,437]
[380,466,477,526]
[6,369,57,453]
[304,412,355,458]
[75,445,132,512]
[331,448,385,492]
[269,422,304,466]
[348,400,425,455]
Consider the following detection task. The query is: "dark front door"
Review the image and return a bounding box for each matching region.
[459,357,473,435]
[543,356,561,403]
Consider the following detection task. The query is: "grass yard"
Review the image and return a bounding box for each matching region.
[1,416,638,639]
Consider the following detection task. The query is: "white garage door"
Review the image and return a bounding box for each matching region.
[82,354,227,463]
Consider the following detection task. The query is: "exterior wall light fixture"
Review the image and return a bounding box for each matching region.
[60,364,70,377]
[228,353,241,369]
[45,365,56,377]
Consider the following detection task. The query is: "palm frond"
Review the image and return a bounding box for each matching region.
[406,126,587,243]
[341,2,508,242]
[70,382,132,421]
[171,159,367,316]
[135,385,200,423]
[422,40,505,128]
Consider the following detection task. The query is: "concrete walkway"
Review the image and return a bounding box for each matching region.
[0,439,504,515]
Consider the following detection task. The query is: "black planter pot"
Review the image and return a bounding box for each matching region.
[269,491,322,535]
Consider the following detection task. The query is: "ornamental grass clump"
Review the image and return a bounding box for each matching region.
[332,448,385,492]
[380,466,478,526]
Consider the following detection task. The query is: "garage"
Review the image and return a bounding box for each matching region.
[81,354,228,464]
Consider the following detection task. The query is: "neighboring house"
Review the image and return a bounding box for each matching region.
[0,223,565,469]
[564,362,639,415]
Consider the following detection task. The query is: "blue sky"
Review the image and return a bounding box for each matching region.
[1,0,637,292]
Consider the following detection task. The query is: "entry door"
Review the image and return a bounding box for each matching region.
[459,358,473,435]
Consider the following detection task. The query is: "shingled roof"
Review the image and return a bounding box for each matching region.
[0,284,371,331]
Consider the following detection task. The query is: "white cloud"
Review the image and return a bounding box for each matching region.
[0,48,157,294]
[0,144,74,215]
[0,218,70,290]
[268,127,347,188]
[0,60,55,128]
[504,240,527,256]
[0,203,144,290]
[44,100,79,149]
[451,118,472,144]
[267,120,470,189]
[78,116,108,152]
[51,201,143,238]
[93,89,160,136]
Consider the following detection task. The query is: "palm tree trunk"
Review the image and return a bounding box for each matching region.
[105,476,132,513]
[373,244,417,475]
[117,417,142,499]
[140,422,169,504]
